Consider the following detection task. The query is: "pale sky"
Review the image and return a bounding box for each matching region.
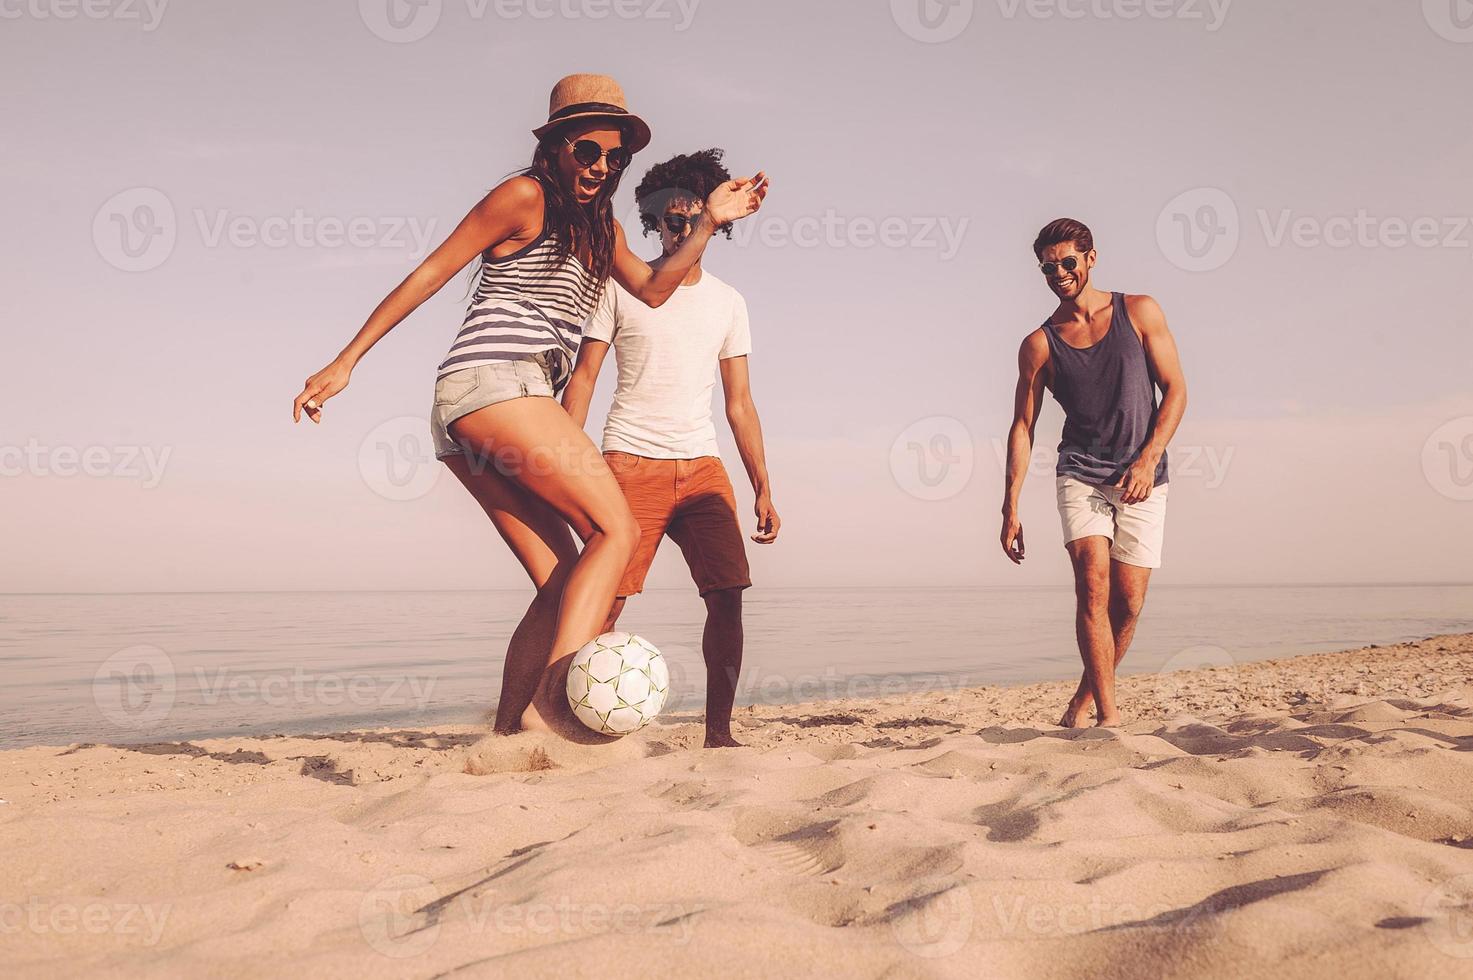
[3,0,1472,593]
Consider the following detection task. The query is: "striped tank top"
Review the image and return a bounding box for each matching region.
[436,207,603,392]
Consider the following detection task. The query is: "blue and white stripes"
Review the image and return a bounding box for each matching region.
[436,233,602,392]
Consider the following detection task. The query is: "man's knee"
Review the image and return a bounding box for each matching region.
[703,587,744,622]
[1071,564,1110,611]
[1109,590,1146,622]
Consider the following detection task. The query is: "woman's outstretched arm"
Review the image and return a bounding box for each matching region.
[292,176,543,423]
[609,172,768,309]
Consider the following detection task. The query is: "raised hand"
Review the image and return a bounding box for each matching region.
[704,172,769,227]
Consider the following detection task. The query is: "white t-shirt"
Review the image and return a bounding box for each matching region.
[583,269,751,459]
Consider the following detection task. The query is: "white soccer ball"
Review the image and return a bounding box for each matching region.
[565,632,670,736]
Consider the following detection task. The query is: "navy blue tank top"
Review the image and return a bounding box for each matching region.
[1041,291,1168,488]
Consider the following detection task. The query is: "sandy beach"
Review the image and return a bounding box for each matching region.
[5,634,1473,978]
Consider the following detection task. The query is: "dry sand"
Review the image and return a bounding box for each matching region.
[4,634,1473,978]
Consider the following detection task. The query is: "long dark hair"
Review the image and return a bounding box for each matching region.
[522,121,630,286]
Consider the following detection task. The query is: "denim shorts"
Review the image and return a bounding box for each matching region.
[431,352,556,460]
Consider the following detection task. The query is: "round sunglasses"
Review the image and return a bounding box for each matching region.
[662,213,701,235]
[565,137,631,173]
[1039,254,1085,277]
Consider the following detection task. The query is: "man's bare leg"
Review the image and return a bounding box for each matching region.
[1058,537,1121,727]
[1060,555,1152,727]
[701,588,745,748]
[603,591,744,747]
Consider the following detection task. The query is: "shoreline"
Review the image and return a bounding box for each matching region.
[4,633,1472,977]
[8,628,1470,753]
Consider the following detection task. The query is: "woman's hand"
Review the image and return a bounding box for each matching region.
[704,172,769,227]
[293,359,353,424]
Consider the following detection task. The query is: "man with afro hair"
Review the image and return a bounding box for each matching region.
[563,148,779,748]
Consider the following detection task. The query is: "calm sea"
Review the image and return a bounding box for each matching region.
[3,585,1471,749]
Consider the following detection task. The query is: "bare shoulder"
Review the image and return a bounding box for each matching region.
[1124,293,1168,332]
[498,174,544,204]
[1019,326,1050,369]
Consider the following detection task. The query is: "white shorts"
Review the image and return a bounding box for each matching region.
[1056,475,1169,569]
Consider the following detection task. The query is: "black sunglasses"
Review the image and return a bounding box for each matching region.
[1039,255,1084,277]
[565,137,631,173]
[662,213,701,235]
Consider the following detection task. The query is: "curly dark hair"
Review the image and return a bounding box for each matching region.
[635,148,734,239]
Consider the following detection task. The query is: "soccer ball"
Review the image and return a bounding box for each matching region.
[565,632,670,736]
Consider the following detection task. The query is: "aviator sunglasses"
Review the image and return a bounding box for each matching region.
[565,137,631,173]
[1039,254,1086,277]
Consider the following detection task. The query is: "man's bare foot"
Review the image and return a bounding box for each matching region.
[704,731,742,748]
[1058,701,1091,728]
[1094,713,1123,728]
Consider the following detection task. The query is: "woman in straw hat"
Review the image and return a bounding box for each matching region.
[292,74,768,740]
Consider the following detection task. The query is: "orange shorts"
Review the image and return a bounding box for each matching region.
[603,452,752,598]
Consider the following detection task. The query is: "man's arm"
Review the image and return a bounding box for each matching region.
[719,356,779,544]
[561,339,610,430]
[1119,294,1188,504]
[1002,330,1050,564]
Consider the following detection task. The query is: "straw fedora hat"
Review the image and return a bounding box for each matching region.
[532,73,652,154]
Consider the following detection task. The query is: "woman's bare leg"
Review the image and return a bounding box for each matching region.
[450,396,639,742]
[441,454,580,733]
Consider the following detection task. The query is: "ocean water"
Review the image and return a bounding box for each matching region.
[2,585,1470,749]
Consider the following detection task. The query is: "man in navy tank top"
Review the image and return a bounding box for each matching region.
[1001,218,1189,728]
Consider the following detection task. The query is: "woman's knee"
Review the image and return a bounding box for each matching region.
[604,510,641,557]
